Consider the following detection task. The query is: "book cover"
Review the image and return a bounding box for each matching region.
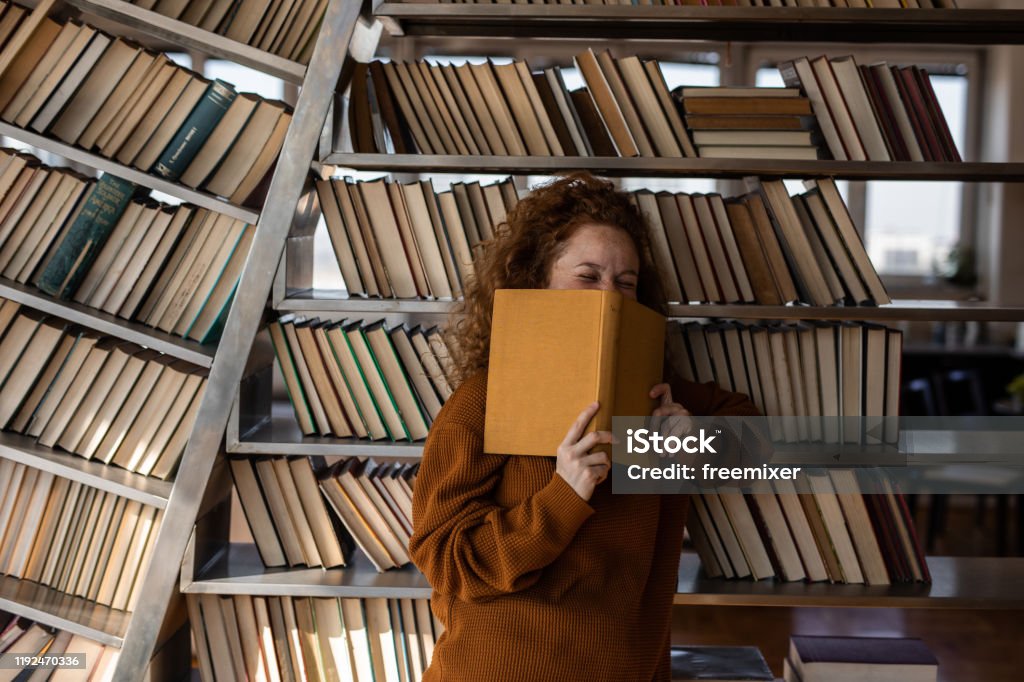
[484,288,664,457]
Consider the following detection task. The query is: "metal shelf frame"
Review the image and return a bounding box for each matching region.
[373,3,1024,46]
[0,574,128,648]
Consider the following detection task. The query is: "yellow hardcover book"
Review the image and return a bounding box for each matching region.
[484,288,664,457]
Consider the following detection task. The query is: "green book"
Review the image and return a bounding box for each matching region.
[34,173,146,298]
[151,79,237,180]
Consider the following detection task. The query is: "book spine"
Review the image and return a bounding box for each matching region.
[34,173,143,298]
[151,79,237,179]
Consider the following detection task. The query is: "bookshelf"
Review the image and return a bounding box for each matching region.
[0,0,369,678]
[179,4,1024,679]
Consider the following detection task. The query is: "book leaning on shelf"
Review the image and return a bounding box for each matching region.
[419,1,958,6]
[0,2,293,206]
[188,595,442,682]
[0,299,206,479]
[0,612,121,681]
[0,459,164,611]
[317,174,889,307]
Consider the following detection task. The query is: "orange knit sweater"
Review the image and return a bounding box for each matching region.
[410,370,760,682]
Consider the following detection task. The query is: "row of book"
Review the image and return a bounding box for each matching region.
[0,151,254,342]
[347,48,956,161]
[0,459,163,610]
[0,614,118,681]
[270,315,456,439]
[781,55,961,162]
[317,175,519,300]
[131,0,326,64]
[669,320,901,443]
[320,174,889,307]
[687,469,928,585]
[0,300,206,479]
[188,595,441,682]
[231,455,418,572]
[440,0,958,7]
[785,635,938,682]
[0,1,291,204]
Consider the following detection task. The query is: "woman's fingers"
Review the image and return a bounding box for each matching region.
[561,401,600,448]
[571,430,615,456]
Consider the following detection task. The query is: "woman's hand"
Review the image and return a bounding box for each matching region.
[555,401,613,502]
[649,383,694,452]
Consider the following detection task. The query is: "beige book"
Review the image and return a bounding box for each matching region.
[617,56,682,157]
[23,330,98,438]
[470,60,527,155]
[186,222,255,342]
[359,179,418,298]
[294,599,327,682]
[0,7,27,49]
[337,460,408,565]
[75,350,156,459]
[219,596,251,680]
[354,464,412,551]
[259,0,301,52]
[0,16,62,113]
[389,325,442,421]
[0,317,64,427]
[115,68,191,165]
[805,472,864,583]
[515,60,563,156]
[56,343,137,452]
[15,24,98,127]
[99,59,179,156]
[22,476,70,582]
[110,361,192,472]
[8,330,74,434]
[743,193,800,304]
[149,383,204,480]
[339,598,376,681]
[234,595,272,682]
[92,360,166,464]
[73,493,124,597]
[453,62,506,155]
[137,209,211,323]
[632,190,683,302]
[0,462,28,560]
[312,324,368,438]
[767,328,799,443]
[2,470,54,577]
[453,182,482,247]
[206,99,287,198]
[282,315,332,435]
[320,473,396,573]
[387,182,430,297]
[425,328,456,384]
[435,192,475,286]
[77,50,159,150]
[185,596,216,682]
[94,207,174,312]
[0,171,64,273]
[133,75,209,172]
[801,190,870,304]
[229,109,290,205]
[253,597,284,682]
[270,319,315,435]
[381,466,415,535]
[481,182,507,239]
[347,181,393,296]
[74,201,150,304]
[255,457,307,566]
[692,194,740,302]
[0,168,46,248]
[398,60,454,154]
[311,597,350,682]
[493,62,550,156]
[364,598,402,681]
[13,178,88,284]
[122,508,162,611]
[410,327,452,401]
[199,594,239,682]
[169,216,248,336]
[58,485,105,593]
[574,48,639,157]
[346,323,411,441]
[103,504,156,607]
[708,194,756,303]
[324,322,389,441]
[416,61,469,155]
[155,213,234,331]
[643,59,697,157]
[117,206,194,318]
[51,39,142,144]
[431,64,482,155]
[317,178,364,296]
[39,481,84,586]
[809,55,866,161]
[418,179,461,297]
[294,319,353,437]
[830,56,890,162]
[276,0,322,60]
[654,192,704,302]
[180,92,259,188]
[381,61,435,154]
[83,494,128,600]
[230,457,287,567]
[327,179,374,296]
[2,21,80,122]
[36,338,118,448]
[282,596,313,681]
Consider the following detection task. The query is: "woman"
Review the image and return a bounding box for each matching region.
[409,172,760,681]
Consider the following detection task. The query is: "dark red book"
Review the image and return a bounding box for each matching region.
[863,491,909,583]
[914,66,962,162]
[894,66,944,162]
[859,65,909,162]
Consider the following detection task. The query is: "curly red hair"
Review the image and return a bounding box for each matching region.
[445,171,667,385]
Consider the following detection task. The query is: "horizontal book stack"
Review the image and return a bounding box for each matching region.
[0,460,163,610]
[270,315,456,440]
[0,612,119,681]
[229,455,353,569]
[130,0,327,65]
[673,87,822,160]
[779,55,961,161]
[0,1,292,205]
[0,300,207,479]
[669,319,901,444]
[0,151,253,343]
[319,459,418,573]
[784,635,939,682]
[317,175,520,299]
[188,595,441,682]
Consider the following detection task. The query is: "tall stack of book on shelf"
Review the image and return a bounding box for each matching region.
[0,612,121,680]
[128,0,328,64]
[188,594,441,682]
[346,50,958,162]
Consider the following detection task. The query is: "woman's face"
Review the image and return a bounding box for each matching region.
[546,222,640,300]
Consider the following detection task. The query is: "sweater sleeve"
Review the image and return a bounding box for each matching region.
[410,419,595,603]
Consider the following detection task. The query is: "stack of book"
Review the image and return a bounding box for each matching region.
[269,315,455,440]
[0,151,253,343]
[228,455,353,569]
[784,635,939,682]
[319,459,418,573]
[779,55,961,161]
[0,300,207,479]
[317,176,520,299]
[0,1,292,204]
[0,460,163,610]
[673,86,822,160]
[319,175,888,307]
[669,320,901,444]
[130,0,327,65]
[188,595,441,682]
[0,613,119,680]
